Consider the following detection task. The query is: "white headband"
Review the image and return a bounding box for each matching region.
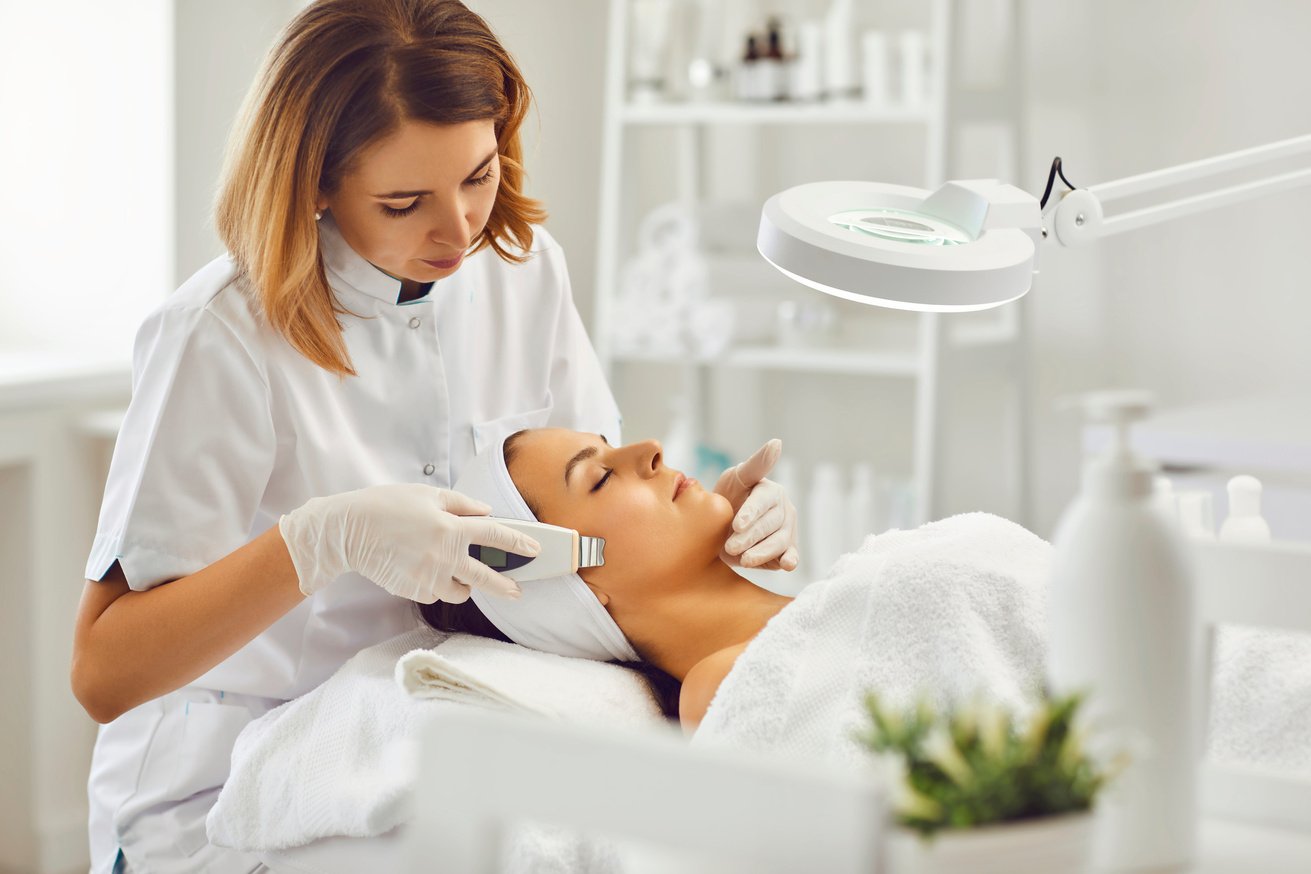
[453,433,639,663]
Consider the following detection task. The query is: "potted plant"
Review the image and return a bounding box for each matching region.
[857,690,1125,874]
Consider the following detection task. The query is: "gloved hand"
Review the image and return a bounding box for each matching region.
[713,439,800,571]
[278,484,539,604]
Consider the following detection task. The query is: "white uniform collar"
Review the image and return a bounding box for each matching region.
[318,213,434,305]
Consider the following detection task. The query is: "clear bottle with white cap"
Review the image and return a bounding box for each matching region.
[1047,390,1200,873]
[1219,475,1273,544]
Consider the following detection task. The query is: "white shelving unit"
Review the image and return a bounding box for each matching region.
[591,0,1029,537]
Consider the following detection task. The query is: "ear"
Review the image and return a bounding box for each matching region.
[582,579,610,607]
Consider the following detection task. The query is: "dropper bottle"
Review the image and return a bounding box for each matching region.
[1047,390,1200,872]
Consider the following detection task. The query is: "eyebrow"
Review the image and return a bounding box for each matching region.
[563,434,611,488]
[370,149,499,199]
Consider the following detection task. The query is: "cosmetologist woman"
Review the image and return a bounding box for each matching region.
[70,1,799,870]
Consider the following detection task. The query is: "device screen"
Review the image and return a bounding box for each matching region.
[468,544,534,572]
[480,547,508,568]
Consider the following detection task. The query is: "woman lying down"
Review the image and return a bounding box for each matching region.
[431,427,1048,734]
[207,429,1302,858]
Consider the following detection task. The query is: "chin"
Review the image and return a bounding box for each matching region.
[708,491,733,521]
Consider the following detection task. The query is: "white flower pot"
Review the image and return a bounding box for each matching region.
[884,812,1094,874]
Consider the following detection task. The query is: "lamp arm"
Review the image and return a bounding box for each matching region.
[1048,132,1311,247]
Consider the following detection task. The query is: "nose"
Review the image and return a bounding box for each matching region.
[427,196,473,250]
[632,439,662,479]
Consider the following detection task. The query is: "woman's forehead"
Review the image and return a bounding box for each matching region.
[514,429,601,489]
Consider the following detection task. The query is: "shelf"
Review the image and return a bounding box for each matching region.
[613,343,921,377]
[619,101,934,126]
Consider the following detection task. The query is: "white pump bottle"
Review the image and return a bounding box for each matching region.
[1047,391,1201,872]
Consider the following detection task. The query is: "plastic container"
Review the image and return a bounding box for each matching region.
[846,463,878,550]
[1218,475,1272,544]
[1047,390,1200,873]
[822,0,856,99]
[898,31,927,105]
[860,30,888,106]
[790,21,824,101]
[1176,490,1216,540]
[806,463,846,580]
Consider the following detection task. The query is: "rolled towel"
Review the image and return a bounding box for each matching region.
[396,633,666,729]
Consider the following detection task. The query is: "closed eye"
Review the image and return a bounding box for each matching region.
[591,469,613,493]
[381,199,420,218]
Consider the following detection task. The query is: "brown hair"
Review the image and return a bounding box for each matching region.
[215,0,546,376]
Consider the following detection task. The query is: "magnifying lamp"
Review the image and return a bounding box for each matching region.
[758,133,1311,311]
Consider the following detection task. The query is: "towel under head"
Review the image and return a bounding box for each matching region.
[454,431,638,663]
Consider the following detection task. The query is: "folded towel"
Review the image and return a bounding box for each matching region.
[207,627,445,852]
[396,634,666,729]
[692,513,1052,766]
[208,628,663,859]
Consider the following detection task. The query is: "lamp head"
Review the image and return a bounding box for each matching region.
[757,179,1042,312]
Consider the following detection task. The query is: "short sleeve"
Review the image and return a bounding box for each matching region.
[538,241,623,446]
[85,304,276,591]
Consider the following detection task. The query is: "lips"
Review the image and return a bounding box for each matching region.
[421,253,463,269]
[673,472,690,500]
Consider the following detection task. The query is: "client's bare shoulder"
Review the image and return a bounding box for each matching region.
[679,641,750,731]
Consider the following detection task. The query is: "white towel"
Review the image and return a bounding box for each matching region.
[396,633,666,729]
[207,627,664,858]
[1208,625,1311,772]
[692,511,1311,775]
[692,513,1052,766]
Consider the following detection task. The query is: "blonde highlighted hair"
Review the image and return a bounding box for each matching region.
[215,0,546,376]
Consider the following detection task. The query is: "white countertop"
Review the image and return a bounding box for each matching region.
[0,348,132,411]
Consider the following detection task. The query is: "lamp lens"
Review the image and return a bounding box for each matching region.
[828,208,972,246]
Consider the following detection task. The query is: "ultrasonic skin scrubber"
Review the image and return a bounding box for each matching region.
[468,518,606,582]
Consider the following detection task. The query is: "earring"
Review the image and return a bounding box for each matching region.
[315,210,323,221]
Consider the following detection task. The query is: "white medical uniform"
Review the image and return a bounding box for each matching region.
[83,216,621,873]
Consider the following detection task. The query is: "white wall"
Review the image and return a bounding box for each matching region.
[0,0,172,361]
[467,0,610,306]
[174,0,302,286]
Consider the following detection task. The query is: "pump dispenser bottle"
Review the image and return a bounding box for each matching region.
[1047,391,1200,873]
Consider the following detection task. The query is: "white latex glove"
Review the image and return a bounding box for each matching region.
[278,483,539,604]
[713,439,800,571]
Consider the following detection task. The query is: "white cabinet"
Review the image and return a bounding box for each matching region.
[591,0,1029,575]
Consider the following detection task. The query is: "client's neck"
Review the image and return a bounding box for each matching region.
[607,560,792,681]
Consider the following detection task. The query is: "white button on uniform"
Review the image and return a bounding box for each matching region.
[423,463,435,476]
[408,317,421,329]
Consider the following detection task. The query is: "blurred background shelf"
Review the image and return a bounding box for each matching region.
[592,0,1031,583]
[619,100,935,126]
[613,343,922,376]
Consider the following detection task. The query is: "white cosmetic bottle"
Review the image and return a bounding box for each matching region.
[1218,475,1272,544]
[1047,391,1200,873]
[807,463,846,580]
[822,0,857,100]
[846,462,877,549]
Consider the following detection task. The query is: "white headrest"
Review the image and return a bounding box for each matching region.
[454,433,638,663]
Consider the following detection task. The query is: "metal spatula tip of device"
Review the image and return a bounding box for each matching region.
[579,536,605,568]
